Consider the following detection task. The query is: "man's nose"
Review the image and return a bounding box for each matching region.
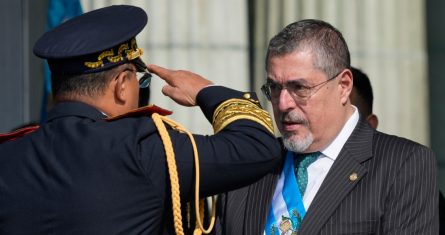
[276,88,296,112]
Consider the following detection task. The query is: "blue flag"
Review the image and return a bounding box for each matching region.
[40,0,83,122]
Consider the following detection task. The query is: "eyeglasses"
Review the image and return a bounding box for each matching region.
[261,71,341,102]
[136,70,152,89]
[121,68,152,89]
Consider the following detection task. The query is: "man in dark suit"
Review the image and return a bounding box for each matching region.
[350,67,379,129]
[0,5,282,234]
[350,66,445,234]
[214,19,438,234]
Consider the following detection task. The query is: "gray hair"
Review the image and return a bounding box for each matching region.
[265,19,350,78]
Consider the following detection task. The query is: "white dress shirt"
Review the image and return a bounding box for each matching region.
[302,106,359,210]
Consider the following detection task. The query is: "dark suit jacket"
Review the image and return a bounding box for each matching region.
[0,86,281,234]
[214,119,439,234]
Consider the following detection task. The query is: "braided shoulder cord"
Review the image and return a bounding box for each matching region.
[151,113,216,235]
[152,113,184,235]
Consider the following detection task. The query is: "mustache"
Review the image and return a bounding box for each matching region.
[280,112,309,126]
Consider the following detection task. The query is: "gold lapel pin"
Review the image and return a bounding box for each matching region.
[349,172,358,181]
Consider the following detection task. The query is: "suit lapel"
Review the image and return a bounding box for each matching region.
[299,120,374,234]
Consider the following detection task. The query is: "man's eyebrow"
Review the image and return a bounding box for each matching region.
[287,79,308,85]
[266,77,309,85]
[265,78,276,83]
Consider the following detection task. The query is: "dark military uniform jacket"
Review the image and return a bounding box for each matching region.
[0,86,281,234]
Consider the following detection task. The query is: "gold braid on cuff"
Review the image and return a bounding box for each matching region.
[212,98,274,134]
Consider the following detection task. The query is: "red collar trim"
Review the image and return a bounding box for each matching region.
[105,104,172,121]
[0,105,172,143]
[0,125,40,144]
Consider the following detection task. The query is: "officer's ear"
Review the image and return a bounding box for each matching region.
[113,70,130,104]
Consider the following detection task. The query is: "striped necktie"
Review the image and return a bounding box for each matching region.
[294,152,320,196]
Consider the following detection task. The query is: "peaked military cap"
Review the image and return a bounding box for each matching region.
[33,5,148,75]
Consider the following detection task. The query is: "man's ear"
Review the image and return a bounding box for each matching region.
[113,71,128,105]
[338,69,353,105]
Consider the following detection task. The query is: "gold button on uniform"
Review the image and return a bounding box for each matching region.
[243,93,251,99]
[349,172,358,181]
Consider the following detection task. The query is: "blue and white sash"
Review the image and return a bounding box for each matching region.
[264,151,306,235]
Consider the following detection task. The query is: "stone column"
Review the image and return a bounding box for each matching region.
[0,0,47,132]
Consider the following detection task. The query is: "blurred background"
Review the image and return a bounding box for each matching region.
[1,0,444,191]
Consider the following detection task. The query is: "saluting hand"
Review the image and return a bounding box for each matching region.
[148,64,213,106]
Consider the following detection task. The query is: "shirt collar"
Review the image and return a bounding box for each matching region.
[320,105,359,160]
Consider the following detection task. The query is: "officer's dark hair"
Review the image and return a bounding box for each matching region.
[351,67,374,116]
[266,19,350,78]
[51,63,129,100]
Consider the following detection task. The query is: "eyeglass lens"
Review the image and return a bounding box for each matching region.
[137,72,152,88]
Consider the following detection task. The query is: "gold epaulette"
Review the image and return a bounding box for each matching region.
[212,93,274,134]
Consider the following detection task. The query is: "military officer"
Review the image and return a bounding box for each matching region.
[0,5,281,235]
